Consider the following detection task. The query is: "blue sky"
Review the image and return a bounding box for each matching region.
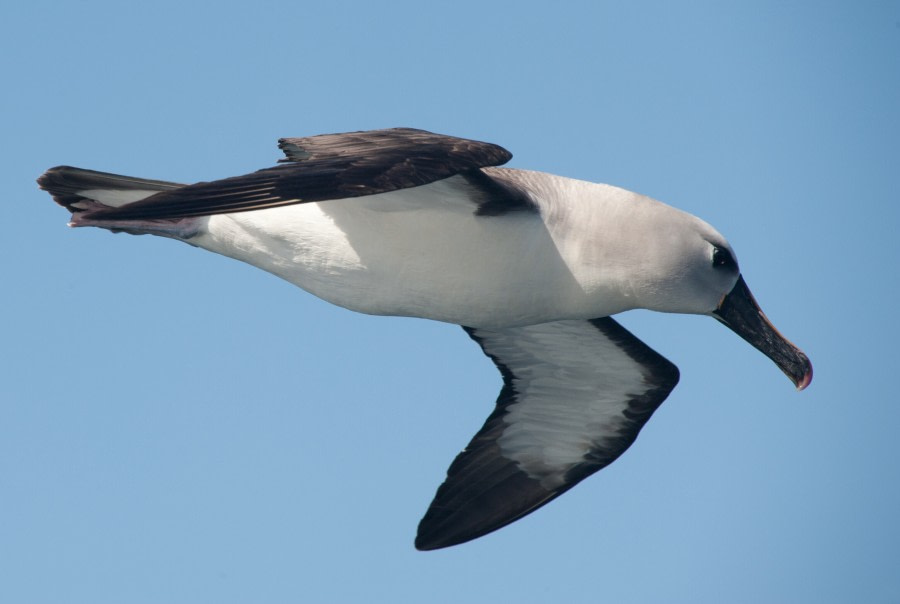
[3,1,899,602]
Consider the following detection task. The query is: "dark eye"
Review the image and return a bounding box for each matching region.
[712,246,736,269]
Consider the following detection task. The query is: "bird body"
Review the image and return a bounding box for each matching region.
[71,166,731,328]
[195,169,601,328]
[38,128,812,550]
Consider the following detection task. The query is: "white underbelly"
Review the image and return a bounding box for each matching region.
[189,191,606,328]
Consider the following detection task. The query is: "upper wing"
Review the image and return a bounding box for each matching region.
[415,318,680,550]
[73,128,513,221]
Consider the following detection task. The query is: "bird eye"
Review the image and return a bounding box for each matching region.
[712,246,735,269]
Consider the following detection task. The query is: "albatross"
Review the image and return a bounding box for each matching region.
[38,127,812,550]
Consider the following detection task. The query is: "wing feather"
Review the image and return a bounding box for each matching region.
[415,318,679,550]
[78,128,513,220]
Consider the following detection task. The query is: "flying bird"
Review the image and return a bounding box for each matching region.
[38,127,812,550]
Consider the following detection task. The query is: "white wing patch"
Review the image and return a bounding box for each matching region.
[478,320,653,488]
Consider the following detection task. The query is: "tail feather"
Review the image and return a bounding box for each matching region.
[37,166,185,213]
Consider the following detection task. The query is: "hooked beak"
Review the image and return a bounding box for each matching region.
[712,276,813,390]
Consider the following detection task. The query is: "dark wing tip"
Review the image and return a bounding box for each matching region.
[37,165,74,187]
[414,443,558,551]
[37,166,88,210]
[38,166,185,215]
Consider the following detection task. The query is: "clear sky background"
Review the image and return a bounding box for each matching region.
[3,2,899,603]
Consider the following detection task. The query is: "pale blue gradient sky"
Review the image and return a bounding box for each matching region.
[3,2,899,602]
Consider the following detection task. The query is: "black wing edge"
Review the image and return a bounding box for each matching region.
[414,318,679,551]
[68,128,514,221]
